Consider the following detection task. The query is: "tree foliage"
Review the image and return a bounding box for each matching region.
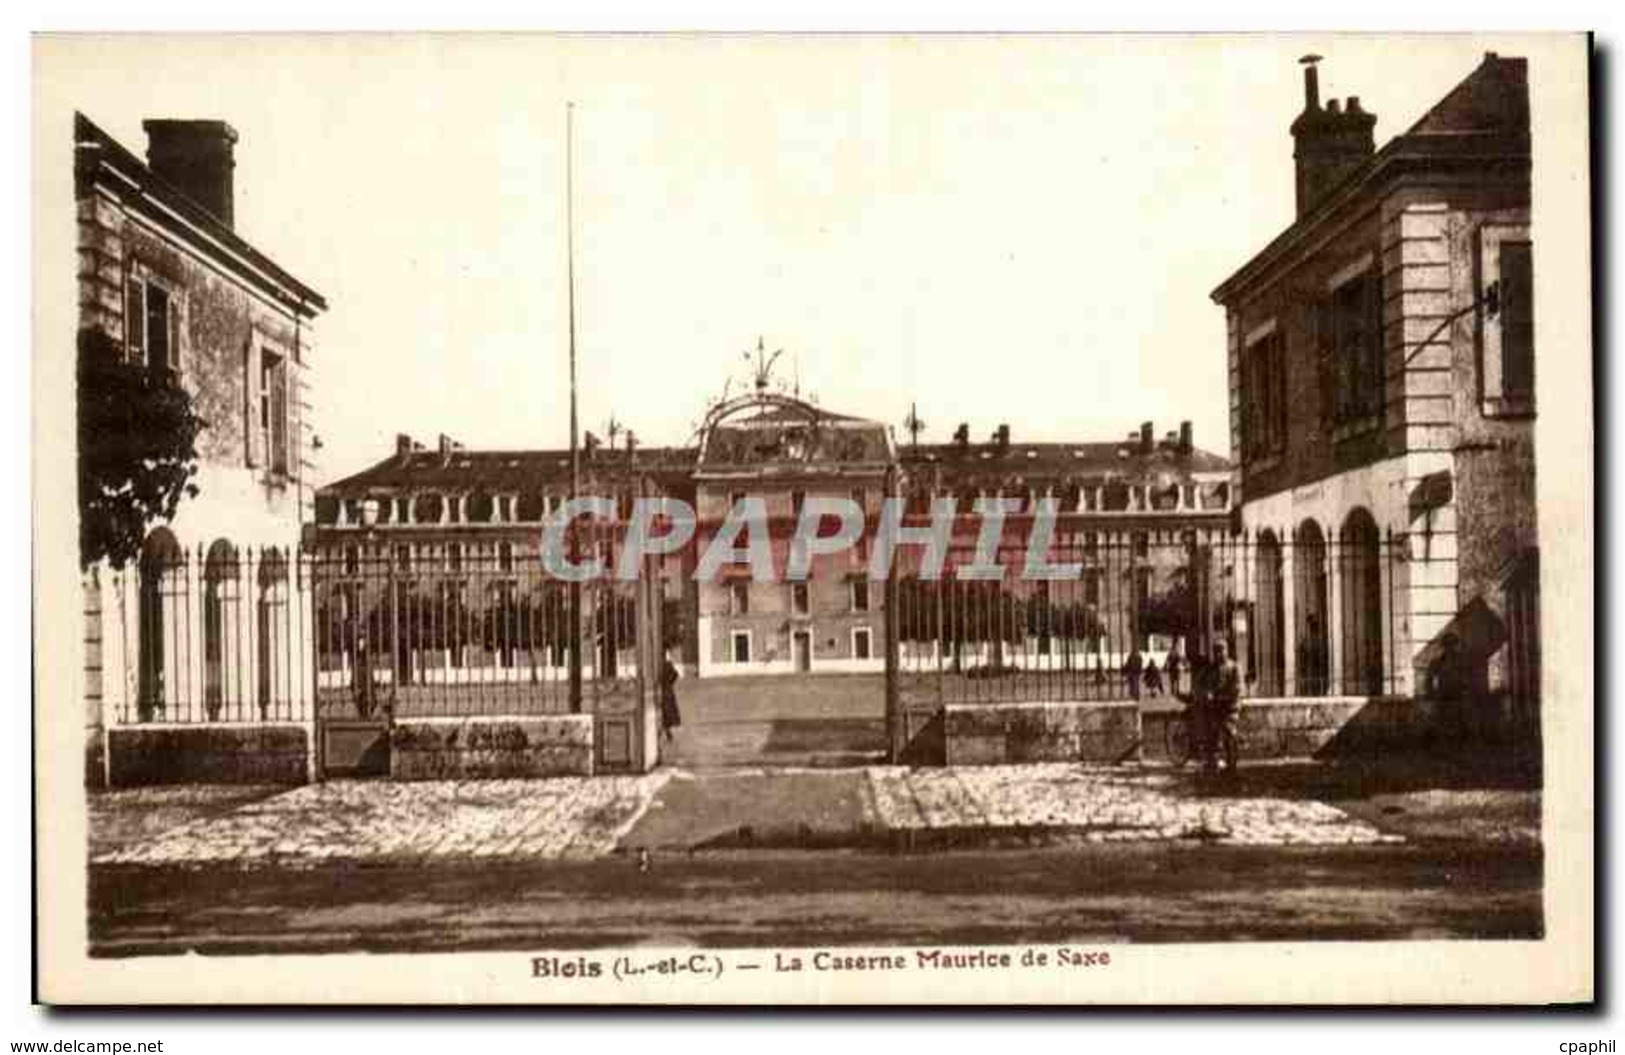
[77,327,205,569]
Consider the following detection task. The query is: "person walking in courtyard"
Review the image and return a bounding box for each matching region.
[1143,656,1165,697]
[659,650,683,746]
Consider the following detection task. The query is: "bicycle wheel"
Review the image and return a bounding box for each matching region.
[1165,716,1193,768]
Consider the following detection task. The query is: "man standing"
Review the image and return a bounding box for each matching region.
[1123,648,1144,701]
[1206,641,1242,775]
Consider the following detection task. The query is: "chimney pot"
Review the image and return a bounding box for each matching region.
[1290,57,1377,218]
[1179,421,1194,454]
[142,119,238,228]
[396,433,413,457]
[993,424,1011,448]
[1299,53,1323,111]
[1139,421,1154,454]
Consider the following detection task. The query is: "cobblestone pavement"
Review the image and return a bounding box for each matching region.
[88,784,289,859]
[93,764,1400,868]
[95,773,671,867]
[862,765,1403,846]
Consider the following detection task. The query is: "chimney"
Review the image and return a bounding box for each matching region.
[142,119,238,228]
[1179,420,1194,455]
[993,424,1011,450]
[1139,421,1154,455]
[438,433,456,456]
[953,423,970,447]
[1289,56,1376,218]
[396,433,413,457]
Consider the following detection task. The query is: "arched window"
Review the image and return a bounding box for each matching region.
[1293,520,1329,696]
[1255,530,1286,696]
[1339,508,1384,696]
[137,528,184,721]
[203,540,240,719]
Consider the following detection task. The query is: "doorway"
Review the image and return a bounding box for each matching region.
[792,630,812,672]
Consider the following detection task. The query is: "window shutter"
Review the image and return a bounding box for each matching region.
[244,340,260,468]
[1500,241,1534,401]
[271,359,289,474]
[125,278,144,362]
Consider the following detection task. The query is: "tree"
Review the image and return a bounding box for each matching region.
[77,327,205,569]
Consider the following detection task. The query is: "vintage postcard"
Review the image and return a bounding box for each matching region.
[32,31,1593,1005]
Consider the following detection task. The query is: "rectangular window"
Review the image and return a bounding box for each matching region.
[145,285,172,372]
[730,581,750,615]
[499,542,515,573]
[343,545,359,576]
[1244,329,1287,459]
[1085,569,1102,607]
[1328,269,1383,427]
[791,582,810,615]
[256,348,290,476]
[125,272,183,379]
[447,543,463,573]
[731,630,751,664]
[395,544,412,572]
[850,579,870,613]
[852,627,873,661]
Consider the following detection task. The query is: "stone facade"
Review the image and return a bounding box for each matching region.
[315,399,1236,692]
[106,725,310,787]
[390,716,595,780]
[76,113,327,785]
[1212,54,1539,735]
[943,700,1141,766]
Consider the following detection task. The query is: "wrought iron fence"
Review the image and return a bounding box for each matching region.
[889,518,1409,706]
[309,529,651,720]
[108,542,313,724]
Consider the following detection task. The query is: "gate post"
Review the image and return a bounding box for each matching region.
[884,462,903,763]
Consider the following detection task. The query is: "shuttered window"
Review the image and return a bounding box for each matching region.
[124,272,180,378]
[1499,240,1534,402]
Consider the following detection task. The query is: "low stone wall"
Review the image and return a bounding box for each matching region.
[943,700,1141,765]
[390,716,594,780]
[1141,696,1423,761]
[107,724,310,787]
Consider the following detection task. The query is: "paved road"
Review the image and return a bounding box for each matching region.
[89,840,1542,956]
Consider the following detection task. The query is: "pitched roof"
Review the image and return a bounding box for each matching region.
[1211,53,1529,303]
[74,111,327,313]
[320,446,697,495]
[900,440,1232,485]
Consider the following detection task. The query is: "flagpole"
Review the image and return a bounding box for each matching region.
[566,101,583,714]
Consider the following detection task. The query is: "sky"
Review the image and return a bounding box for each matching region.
[40,33,1531,481]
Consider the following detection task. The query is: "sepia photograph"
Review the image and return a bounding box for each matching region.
[29,29,1593,1006]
